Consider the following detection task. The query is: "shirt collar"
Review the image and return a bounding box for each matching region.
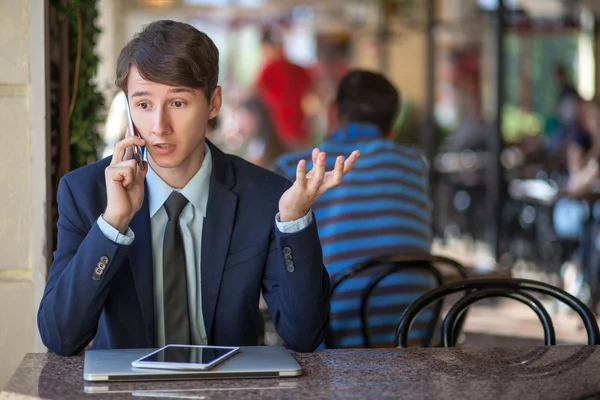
[328,123,383,143]
[145,143,212,218]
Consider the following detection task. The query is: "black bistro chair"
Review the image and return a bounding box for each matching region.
[394,278,600,348]
[326,254,469,348]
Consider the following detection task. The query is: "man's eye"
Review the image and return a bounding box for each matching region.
[139,102,149,110]
[173,101,184,108]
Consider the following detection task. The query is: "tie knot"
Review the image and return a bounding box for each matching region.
[164,191,189,221]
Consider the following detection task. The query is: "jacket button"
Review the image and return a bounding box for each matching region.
[282,247,292,256]
[92,273,101,281]
[94,266,104,275]
[100,256,109,264]
[286,264,295,273]
[97,262,106,270]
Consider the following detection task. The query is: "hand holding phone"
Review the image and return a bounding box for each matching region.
[124,93,144,169]
[102,94,148,233]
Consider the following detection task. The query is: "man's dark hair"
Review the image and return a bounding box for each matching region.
[116,20,219,99]
[260,27,283,45]
[334,70,401,134]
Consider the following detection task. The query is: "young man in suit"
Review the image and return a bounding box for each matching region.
[38,20,359,356]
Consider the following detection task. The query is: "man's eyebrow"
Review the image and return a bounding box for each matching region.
[130,88,195,98]
[130,91,151,98]
[168,87,195,94]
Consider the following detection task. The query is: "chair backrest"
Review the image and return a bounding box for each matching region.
[394,277,600,348]
[326,254,469,348]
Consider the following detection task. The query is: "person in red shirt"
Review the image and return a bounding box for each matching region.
[254,28,312,151]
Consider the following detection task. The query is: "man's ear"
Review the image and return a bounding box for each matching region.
[326,102,338,136]
[385,128,397,140]
[208,86,222,119]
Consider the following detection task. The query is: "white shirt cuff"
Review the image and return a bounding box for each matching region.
[275,210,313,233]
[97,215,135,245]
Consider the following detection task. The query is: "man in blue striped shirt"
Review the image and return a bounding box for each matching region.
[274,70,434,347]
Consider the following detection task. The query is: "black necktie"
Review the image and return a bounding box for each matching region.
[163,191,191,345]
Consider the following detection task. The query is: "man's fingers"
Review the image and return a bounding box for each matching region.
[305,148,320,178]
[295,159,307,188]
[311,148,319,166]
[124,146,133,163]
[318,156,345,193]
[332,155,345,184]
[342,150,360,174]
[106,167,135,189]
[111,158,138,170]
[111,132,145,166]
[309,152,327,190]
[303,147,318,178]
[135,161,149,182]
[317,151,360,193]
[106,159,138,188]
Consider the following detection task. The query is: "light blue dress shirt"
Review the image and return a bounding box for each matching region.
[97,143,312,346]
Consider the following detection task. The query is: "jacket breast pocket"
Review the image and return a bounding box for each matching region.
[224,241,268,270]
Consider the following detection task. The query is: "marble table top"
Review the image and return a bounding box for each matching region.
[4,346,600,399]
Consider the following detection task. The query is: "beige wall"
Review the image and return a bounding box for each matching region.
[351,27,427,107]
[0,0,48,388]
[352,0,464,110]
[350,3,436,110]
[387,20,427,107]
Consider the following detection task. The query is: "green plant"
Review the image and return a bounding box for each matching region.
[501,104,543,143]
[52,0,105,170]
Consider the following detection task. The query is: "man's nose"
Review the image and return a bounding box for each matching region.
[151,107,171,135]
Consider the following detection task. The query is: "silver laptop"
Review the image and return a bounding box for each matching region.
[84,346,302,382]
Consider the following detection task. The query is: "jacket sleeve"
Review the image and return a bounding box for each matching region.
[261,213,331,352]
[37,177,130,356]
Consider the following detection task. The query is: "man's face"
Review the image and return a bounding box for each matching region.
[127,66,221,177]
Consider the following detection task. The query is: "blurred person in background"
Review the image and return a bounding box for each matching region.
[568,98,600,196]
[554,98,600,302]
[237,96,284,168]
[274,70,433,348]
[254,26,312,151]
[565,98,593,177]
[555,65,581,123]
[546,65,585,156]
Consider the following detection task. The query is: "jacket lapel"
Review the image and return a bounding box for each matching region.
[202,141,238,342]
[128,182,155,346]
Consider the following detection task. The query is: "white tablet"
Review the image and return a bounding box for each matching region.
[131,345,240,371]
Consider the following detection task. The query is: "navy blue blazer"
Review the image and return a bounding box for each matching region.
[38,141,330,355]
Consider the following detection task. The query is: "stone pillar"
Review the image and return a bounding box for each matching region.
[0,0,49,387]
